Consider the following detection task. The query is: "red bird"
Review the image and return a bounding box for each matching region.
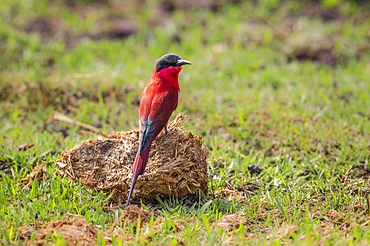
[126,53,191,207]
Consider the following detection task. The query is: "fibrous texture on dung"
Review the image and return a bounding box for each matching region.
[56,114,208,203]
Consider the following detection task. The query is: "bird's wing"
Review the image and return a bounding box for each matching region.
[138,87,178,153]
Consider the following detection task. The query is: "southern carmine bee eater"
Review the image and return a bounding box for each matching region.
[125,53,191,207]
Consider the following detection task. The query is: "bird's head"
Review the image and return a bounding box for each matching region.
[155,53,191,77]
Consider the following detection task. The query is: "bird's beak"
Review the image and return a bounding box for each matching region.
[176,59,191,66]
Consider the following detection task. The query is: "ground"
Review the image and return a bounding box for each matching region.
[0,0,369,245]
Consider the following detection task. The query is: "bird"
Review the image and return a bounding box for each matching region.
[125,53,191,207]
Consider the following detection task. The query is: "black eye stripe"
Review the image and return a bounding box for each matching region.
[155,53,182,71]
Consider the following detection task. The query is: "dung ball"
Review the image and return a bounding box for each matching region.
[56,114,208,203]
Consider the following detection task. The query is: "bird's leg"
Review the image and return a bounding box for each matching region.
[164,123,168,135]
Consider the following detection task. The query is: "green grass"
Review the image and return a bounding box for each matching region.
[1,0,370,244]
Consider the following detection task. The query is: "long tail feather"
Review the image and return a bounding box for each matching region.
[125,172,138,207]
[125,145,151,207]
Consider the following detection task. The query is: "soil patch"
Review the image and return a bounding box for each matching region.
[20,217,98,246]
